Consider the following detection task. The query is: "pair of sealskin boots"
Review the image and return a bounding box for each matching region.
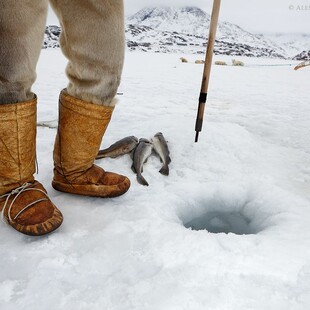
[0,90,130,236]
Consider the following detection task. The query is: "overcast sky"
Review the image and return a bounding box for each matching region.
[47,0,309,33]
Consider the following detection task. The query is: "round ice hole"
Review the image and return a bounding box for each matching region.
[176,183,279,235]
[183,210,258,235]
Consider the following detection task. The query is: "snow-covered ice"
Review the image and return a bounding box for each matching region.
[1,50,310,309]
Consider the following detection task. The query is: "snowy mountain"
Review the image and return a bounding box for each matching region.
[127,7,208,36]
[128,7,275,49]
[126,7,287,58]
[43,7,309,59]
[264,33,310,58]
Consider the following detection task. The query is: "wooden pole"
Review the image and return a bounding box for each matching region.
[195,0,221,142]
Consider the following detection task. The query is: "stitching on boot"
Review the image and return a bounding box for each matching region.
[0,136,17,164]
[57,100,75,189]
[15,104,22,181]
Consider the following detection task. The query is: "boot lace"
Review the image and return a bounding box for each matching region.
[0,183,49,224]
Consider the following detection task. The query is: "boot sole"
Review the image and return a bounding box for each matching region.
[12,207,63,236]
[51,180,130,198]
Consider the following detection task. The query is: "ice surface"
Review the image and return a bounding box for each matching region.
[1,50,310,309]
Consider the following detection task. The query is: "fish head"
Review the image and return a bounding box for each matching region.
[130,136,139,143]
[139,138,151,144]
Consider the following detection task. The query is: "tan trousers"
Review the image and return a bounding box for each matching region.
[0,0,124,106]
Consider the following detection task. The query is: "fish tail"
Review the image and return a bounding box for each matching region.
[159,165,169,176]
[137,174,149,186]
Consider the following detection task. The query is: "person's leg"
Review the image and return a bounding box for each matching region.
[0,0,63,236]
[0,0,47,104]
[50,0,130,197]
[49,0,125,106]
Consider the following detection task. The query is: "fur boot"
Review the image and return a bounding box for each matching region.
[0,97,63,236]
[52,90,130,197]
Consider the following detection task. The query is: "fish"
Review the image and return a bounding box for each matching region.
[96,136,139,159]
[131,138,153,186]
[151,132,171,176]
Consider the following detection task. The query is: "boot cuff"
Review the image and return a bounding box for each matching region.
[60,89,114,120]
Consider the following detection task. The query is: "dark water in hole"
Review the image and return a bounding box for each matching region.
[184,211,259,235]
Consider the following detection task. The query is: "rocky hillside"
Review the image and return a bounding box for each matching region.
[126,7,286,58]
[43,25,60,49]
[43,6,309,59]
[293,50,310,60]
[264,33,310,58]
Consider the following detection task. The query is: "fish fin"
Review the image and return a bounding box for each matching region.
[159,165,169,176]
[96,150,107,159]
[144,157,150,164]
[95,154,106,160]
[137,174,149,186]
[152,149,163,162]
[167,156,172,164]
[131,164,137,173]
[110,154,120,159]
